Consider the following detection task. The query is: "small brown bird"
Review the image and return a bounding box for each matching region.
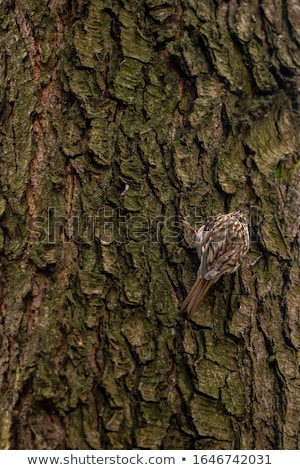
[181,211,250,317]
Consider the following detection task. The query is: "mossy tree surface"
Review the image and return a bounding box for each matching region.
[0,0,299,450]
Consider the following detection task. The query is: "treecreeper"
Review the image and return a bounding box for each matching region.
[181,211,250,317]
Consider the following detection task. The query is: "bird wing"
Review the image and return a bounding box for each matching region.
[197,218,242,281]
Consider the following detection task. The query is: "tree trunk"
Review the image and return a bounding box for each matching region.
[0,0,299,450]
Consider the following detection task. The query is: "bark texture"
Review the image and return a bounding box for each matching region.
[0,0,299,450]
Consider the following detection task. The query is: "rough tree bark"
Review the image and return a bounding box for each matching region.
[0,0,299,450]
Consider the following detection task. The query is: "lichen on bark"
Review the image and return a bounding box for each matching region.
[0,0,299,450]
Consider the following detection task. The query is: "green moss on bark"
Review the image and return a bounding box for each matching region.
[1,0,300,451]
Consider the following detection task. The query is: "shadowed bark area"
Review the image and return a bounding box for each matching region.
[0,0,299,450]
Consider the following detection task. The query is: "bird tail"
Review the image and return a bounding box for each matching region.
[180,278,214,317]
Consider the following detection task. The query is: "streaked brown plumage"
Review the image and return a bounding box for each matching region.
[181,211,250,317]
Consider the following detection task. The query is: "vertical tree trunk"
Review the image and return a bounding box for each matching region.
[0,0,299,450]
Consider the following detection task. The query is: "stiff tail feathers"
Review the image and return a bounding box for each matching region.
[180,277,213,317]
